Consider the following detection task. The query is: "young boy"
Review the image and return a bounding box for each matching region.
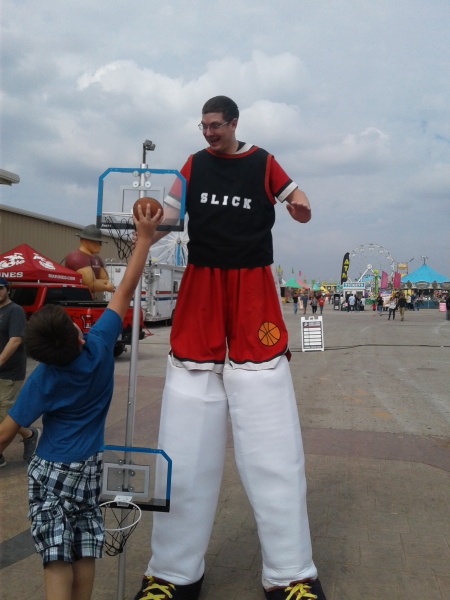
[0,204,161,600]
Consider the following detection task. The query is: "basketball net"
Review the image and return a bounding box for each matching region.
[104,215,135,261]
[100,500,142,556]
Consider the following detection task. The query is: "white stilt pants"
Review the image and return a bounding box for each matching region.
[146,355,317,586]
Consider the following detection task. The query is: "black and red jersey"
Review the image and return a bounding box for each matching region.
[174,144,296,269]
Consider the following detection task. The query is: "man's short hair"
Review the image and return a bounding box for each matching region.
[24,305,81,366]
[202,96,239,122]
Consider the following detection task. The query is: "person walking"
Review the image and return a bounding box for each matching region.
[134,96,326,600]
[376,295,384,315]
[318,295,325,315]
[348,294,356,312]
[0,277,40,468]
[292,291,299,314]
[301,292,308,314]
[387,296,397,320]
[397,294,407,321]
[446,295,450,320]
[311,295,318,314]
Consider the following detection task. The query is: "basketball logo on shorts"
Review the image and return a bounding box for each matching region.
[258,322,281,346]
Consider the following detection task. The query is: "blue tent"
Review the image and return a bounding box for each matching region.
[402,264,448,284]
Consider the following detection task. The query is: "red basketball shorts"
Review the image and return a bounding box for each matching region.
[170,265,289,371]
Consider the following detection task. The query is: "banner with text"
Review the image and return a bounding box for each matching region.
[340,252,350,283]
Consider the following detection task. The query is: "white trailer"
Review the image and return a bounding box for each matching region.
[105,261,185,323]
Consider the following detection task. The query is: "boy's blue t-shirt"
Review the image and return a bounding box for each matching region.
[9,308,122,463]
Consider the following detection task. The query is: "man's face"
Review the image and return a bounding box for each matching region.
[201,112,237,155]
[0,285,10,307]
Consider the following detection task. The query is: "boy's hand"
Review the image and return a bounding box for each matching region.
[132,204,163,242]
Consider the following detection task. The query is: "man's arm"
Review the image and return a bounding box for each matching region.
[285,188,312,223]
[0,415,21,454]
[0,336,22,367]
[107,205,162,320]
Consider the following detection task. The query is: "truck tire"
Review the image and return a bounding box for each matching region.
[113,342,126,357]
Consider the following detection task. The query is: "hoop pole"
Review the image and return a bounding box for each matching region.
[115,163,149,600]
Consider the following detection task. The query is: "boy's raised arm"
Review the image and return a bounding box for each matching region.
[107,205,162,321]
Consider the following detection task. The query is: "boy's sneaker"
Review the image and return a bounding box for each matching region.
[22,426,42,461]
[0,454,6,468]
[264,578,327,600]
[134,575,204,600]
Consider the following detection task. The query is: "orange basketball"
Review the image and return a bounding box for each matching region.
[133,197,163,219]
[258,322,281,346]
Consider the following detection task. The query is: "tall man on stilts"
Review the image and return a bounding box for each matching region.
[135,96,327,600]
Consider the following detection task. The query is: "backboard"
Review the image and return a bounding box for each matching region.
[100,445,172,512]
[96,168,186,232]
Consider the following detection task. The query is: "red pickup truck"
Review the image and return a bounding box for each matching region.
[9,282,143,357]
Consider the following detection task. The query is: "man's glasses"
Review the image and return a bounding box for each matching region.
[198,121,229,132]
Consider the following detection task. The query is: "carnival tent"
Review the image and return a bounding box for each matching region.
[0,244,83,284]
[297,279,309,288]
[283,277,306,288]
[401,264,448,285]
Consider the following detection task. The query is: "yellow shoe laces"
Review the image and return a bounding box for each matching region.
[284,581,317,599]
[140,577,176,599]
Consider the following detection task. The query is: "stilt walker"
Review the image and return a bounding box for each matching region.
[134,96,327,600]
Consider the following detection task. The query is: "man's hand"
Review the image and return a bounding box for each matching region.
[285,189,312,223]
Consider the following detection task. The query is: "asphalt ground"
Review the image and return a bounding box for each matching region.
[1,302,449,599]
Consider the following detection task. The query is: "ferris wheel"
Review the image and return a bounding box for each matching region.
[347,243,396,283]
[150,230,189,266]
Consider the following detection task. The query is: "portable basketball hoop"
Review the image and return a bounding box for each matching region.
[104,215,135,260]
[100,497,142,556]
[96,142,176,600]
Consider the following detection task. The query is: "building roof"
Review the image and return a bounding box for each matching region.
[0,170,20,185]
[402,264,448,283]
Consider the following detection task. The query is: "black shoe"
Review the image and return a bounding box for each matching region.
[134,575,204,600]
[264,578,327,599]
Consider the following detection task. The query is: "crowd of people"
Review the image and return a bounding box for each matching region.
[288,290,450,321]
[291,291,327,315]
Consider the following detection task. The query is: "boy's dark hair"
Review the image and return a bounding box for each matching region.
[24,305,81,366]
[202,96,239,122]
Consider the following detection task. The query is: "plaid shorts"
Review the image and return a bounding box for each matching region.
[28,452,104,564]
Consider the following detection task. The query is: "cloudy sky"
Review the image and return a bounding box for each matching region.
[2,0,449,282]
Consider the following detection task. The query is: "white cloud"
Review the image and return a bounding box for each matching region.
[300,127,391,175]
[408,162,450,200]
